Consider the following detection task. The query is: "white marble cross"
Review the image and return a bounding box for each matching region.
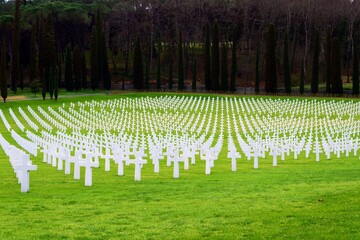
[227,148,241,171]
[13,154,37,193]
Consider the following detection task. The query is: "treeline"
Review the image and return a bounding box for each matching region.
[0,0,360,102]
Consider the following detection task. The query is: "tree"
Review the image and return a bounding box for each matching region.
[168,59,173,90]
[204,23,211,91]
[311,30,319,94]
[133,36,143,90]
[81,50,87,89]
[101,33,111,92]
[65,46,73,91]
[49,66,54,99]
[41,69,46,100]
[54,66,59,101]
[331,38,342,95]
[29,24,37,83]
[90,28,99,90]
[11,0,20,94]
[230,28,237,93]
[284,31,291,94]
[73,46,82,91]
[178,30,184,91]
[300,59,305,95]
[255,47,260,94]
[156,40,161,91]
[19,65,24,93]
[29,79,40,98]
[265,24,277,93]
[353,35,359,95]
[325,30,332,93]
[192,59,197,92]
[0,33,7,103]
[221,43,228,91]
[211,22,220,91]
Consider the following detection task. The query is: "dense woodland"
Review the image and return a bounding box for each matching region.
[0,0,360,102]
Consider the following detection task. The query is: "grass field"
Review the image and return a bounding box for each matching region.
[0,92,359,240]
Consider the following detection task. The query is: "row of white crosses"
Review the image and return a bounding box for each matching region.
[9,108,25,132]
[0,133,37,192]
[1,96,359,190]
[0,109,11,131]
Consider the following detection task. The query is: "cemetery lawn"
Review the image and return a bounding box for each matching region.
[0,92,360,240]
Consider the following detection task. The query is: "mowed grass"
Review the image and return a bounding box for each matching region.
[0,92,359,240]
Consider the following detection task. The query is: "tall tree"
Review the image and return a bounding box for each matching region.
[65,46,73,91]
[49,66,54,99]
[19,65,24,93]
[156,36,161,90]
[211,22,220,91]
[29,24,37,83]
[230,28,237,93]
[178,30,184,91]
[204,23,211,91]
[353,35,359,95]
[81,50,87,89]
[0,33,7,103]
[300,59,305,95]
[265,24,277,93]
[311,30,319,94]
[133,36,143,90]
[101,33,111,91]
[11,0,20,93]
[284,31,291,94]
[168,59,173,90]
[255,47,260,94]
[325,30,332,93]
[221,43,228,91]
[331,38,342,95]
[73,46,82,91]
[90,28,99,90]
[54,66,59,101]
[192,59,197,92]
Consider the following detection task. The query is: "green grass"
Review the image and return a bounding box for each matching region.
[0,93,359,240]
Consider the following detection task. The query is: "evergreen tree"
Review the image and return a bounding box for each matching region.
[90,28,99,90]
[192,59,197,92]
[65,46,73,91]
[73,46,82,91]
[144,59,149,90]
[11,0,21,93]
[102,33,111,91]
[168,59,173,90]
[311,30,319,94]
[19,65,24,93]
[300,59,305,95]
[204,23,211,91]
[353,35,359,95]
[325,30,332,93]
[255,47,260,94]
[221,43,228,91]
[211,22,220,91]
[133,36,143,89]
[49,66,54,99]
[230,28,237,92]
[54,66,59,101]
[156,39,161,90]
[29,24,37,83]
[178,30,184,91]
[0,34,7,103]
[331,38,342,95]
[41,68,46,100]
[265,24,277,93]
[81,50,87,89]
[284,31,291,94]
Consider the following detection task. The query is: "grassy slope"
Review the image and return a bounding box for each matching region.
[0,92,359,240]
